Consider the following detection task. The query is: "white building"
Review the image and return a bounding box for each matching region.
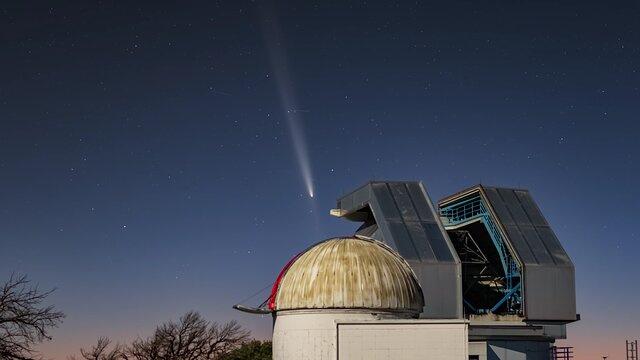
[270,236,469,360]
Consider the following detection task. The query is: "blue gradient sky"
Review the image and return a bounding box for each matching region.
[1,1,638,359]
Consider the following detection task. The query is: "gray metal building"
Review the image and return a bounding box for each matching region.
[331,181,578,360]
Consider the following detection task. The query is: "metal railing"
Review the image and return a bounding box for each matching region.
[551,346,574,360]
[440,194,522,313]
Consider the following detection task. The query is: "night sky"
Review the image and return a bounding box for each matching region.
[1,1,639,359]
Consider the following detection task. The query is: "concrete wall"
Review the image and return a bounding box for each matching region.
[337,320,468,360]
[273,312,379,360]
[273,312,469,360]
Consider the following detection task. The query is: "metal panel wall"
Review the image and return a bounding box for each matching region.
[333,181,462,319]
[480,186,576,321]
[482,187,573,267]
[524,265,576,320]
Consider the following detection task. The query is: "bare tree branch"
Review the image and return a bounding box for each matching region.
[0,274,65,360]
[125,311,249,360]
[80,337,126,360]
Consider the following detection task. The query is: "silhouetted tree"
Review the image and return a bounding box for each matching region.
[79,337,125,360]
[219,340,271,360]
[0,274,65,360]
[126,311,249,360]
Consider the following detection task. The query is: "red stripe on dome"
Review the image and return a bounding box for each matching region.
[268,251,303,310]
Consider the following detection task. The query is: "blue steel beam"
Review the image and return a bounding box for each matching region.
[491,282,521,313]
[463,299,478,313]
[440,194,522,313]
[440,195,516,278]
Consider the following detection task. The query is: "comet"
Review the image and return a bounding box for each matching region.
[262,5,315,199]
[285,107,314,199]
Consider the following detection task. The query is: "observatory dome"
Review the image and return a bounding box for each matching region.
[270,236,424,314]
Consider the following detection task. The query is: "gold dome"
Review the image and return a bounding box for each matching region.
[270,237,424,313]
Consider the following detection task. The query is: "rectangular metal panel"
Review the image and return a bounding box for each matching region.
[404,220,438,261]
[367,197,399,251]
[385,221,420,260]
[407,183,438,222]
[498,189,532,226]
[371,182,456,263]
[388,183,420,221]
[371,183,402,221]
[483,187,515,226]
[524,265,576,321]
[483,187,574,268]
[519,226,554,265]
[536,227,572,265]
[514,190,548,227]
[423,222,455,262]
[503,225,537,264]
[409,261,462,319]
